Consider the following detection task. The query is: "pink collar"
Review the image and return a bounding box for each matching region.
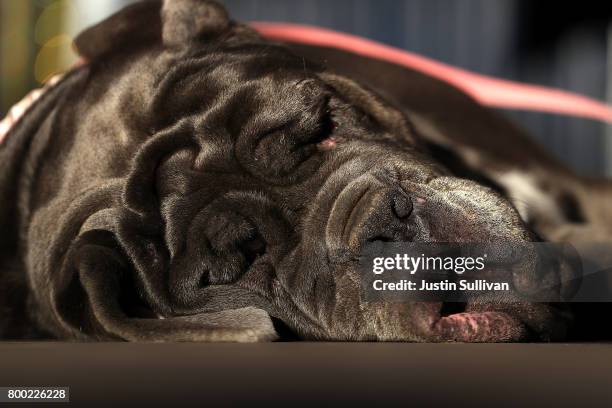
[252,22,612,124]
[0,58,86,145]
[0,73,65,144]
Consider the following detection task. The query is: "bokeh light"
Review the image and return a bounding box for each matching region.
[34,0,79,83]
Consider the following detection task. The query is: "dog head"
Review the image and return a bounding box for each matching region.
[30,0,574,342]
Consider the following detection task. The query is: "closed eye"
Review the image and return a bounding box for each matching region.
[316,114,338,150]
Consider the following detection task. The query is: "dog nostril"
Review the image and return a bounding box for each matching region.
[391,193,413,219]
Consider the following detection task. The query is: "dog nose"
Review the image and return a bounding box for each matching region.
[391,193,413,219]
[353,190,416,245]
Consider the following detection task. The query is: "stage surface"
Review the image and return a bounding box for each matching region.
[1,342,611,406]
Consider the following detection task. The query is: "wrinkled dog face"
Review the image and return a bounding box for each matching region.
[64,0,572,341]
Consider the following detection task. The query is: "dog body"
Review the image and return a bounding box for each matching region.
[1,0,609,342]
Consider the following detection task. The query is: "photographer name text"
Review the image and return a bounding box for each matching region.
[371,254,510,292]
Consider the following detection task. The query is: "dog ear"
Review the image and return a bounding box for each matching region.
[319,73,418,144]
[161,0,230,47]
[74,0,163,61]
[76,1,238,59]
[40,226,277,342]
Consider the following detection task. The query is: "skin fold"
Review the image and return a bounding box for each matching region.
[0,0,602,342]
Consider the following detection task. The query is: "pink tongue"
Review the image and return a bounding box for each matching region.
[434,312,526,342]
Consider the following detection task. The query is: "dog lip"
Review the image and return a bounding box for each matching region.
[341,185,372,244]
[408,302,526,341]
[325,174,375,256]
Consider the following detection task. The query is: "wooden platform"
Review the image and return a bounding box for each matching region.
[1,342,611,406]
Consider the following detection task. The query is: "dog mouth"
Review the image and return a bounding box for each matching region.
[416,297,571,342]
[432,302,526,342]
[320,170,572,341]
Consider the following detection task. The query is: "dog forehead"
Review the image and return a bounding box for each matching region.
[156,46,320,96]
[142,52,328,130]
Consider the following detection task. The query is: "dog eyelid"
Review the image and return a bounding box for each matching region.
[317,136,338,150]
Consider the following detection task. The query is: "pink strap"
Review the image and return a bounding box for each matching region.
[251,22,612,124]
[0,59,86,145]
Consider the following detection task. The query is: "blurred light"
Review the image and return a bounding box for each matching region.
[33,0,80,83]
[606,21,612,176]
[0,0,32,116]
[34,34,77,84]
[35,0,77,45]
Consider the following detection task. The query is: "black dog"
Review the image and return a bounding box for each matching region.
[1,0,607,342]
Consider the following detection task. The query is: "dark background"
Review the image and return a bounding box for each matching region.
[1,0,611,175]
